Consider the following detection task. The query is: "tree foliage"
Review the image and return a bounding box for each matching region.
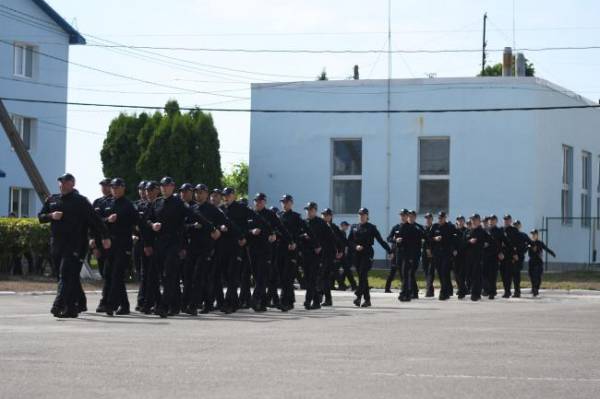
[479,57,535,77]
[222,162,249,198]
[101,100,223,198]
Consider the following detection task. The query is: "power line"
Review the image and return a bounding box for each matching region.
[2,96,599,114]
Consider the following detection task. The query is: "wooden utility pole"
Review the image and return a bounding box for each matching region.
[0,98,50,202]
[481,12,488,75]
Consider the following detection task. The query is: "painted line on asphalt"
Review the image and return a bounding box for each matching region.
[370,372,600,383]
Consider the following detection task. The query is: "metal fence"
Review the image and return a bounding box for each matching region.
[541,216,600,271]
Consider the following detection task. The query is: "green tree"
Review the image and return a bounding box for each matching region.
[101,100,223,196]
[479,57,535,77]
[222,162,249,198]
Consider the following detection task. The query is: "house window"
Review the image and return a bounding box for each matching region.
[561,145,573,224]
[332,139,362,214]
[9,187,32,218]
[13,43,35,78]
[582,151,592,227]
[419,137,450,213]
[11,115,33,150]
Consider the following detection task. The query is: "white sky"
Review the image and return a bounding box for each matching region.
[43,0,600,199]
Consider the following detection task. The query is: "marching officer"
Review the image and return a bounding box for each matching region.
[101,178,138,316]
[429,211,457,300]
[139,181,162,313]
[501,215,521,298]
[421,213,436,297]
[395,210,424,302]
[484,215,505,300]
[386,209,408,293]
[319,208,343,306]
[527,229,556,297]
[39,173,110,318]
[464,214,490,301]
[454,215,469,299]
[348,208,392,307]
[133,181,147,312]
[91,178,112,280]
[335,221,357,291]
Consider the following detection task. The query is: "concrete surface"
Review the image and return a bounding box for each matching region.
[1,290,600,399]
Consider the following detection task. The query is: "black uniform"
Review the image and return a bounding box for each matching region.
[348,222,391,304]
[421,224,436,297]
[134,198,151,310]
[247,209,276,311]
[501,225,521,297]
[102,196,137,313]
[92,194,112,278]
[395,222,424,301]
[464,226,490,300]
[322,221,343,305]
[332,224,357,291]
[385,223,403,293]
[453,226,469,298]
[484,226,505,299]
[306,216,338,308]
[527,239,555,296]
[39,191,109,317]
[429,222,457,300]
[146,194,196,316]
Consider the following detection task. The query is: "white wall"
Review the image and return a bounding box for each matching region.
[0,0,70,216]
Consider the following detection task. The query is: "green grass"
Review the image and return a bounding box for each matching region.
[367,269,600,291]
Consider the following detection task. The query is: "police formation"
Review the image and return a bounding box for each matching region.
[39,174,556,319]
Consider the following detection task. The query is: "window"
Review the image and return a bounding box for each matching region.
[9,187,32,217]
[332,139,362,214]
[419,137,450,213]
[561,145,573,224]
[582,151,592,227]
[13,43,34,78]
[11,115,33,150]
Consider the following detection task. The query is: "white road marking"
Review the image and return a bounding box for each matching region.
[370,372,600,383]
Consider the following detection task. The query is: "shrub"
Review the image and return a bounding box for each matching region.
[0,218,51,275]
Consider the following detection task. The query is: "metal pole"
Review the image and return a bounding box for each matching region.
[385,0,392,234]
[481,13,487,75]
[0,98,50,203]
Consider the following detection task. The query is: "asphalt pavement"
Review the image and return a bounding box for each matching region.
[1,289,599,399]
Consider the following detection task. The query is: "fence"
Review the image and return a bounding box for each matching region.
[541,216,600,271]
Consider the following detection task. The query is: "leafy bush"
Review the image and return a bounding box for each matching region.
[0,218,51,275]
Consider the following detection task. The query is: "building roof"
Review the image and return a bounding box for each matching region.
[32,0,85,45]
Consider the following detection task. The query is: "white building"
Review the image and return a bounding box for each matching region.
[249,76,600,268]
[0,0,85,217]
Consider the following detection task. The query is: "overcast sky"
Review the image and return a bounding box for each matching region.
[43,0,600,199]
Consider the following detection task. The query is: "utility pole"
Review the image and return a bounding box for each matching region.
[481,12,488,75]
[385,0,392,234]
[0,98,50,202]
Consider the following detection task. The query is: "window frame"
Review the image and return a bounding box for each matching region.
[10,114,34,151]
[561,145,573,225]
[582,151,592,227]
[13,42,35,79]
[9,187,32,218]
[418,136,450,214]
[331,138,362,215]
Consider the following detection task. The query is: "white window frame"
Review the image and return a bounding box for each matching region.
[331,138,362,215]
[13,42,35,79]
[418,136,450,213]
[582,151,591,227]
[10,114,34,151]
[562,145,573,225]
[9,187,32,218]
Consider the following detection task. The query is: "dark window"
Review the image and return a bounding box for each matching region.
[419,180,449,213]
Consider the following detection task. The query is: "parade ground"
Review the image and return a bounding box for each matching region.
[1,290,600,399]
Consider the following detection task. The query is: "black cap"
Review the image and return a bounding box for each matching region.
[211,188,223,195]
[99,177,111,186]
[304,201,318,210]
[270,206,279,213]
[145,181,159,190]
[503,214,512,220]
[137,180,147,190]
[254,192,267,202]
[110,177,126,188]
[483,216,490,222]
[160,176,175,186]
[489,214,498,221]
[179,183,194,192]
[409,210,416,216]
[57,173,75,182]
[424,212,433,219]
[399,208,409,215]
[194,183,208,192]
[438,211,447,218]
[358,207,369,215]
[471,213,481,220]
[456,215,465,221]
[321,208,333,216]
[340,221,349,226]
[513,219,522,226]
[530,229,539,235]
[222,187,235,196]
[239,198,248,206]
[280,194,294,203]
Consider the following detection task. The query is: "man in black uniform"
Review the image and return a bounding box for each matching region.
[139,181,162,313]
[334,221,357,291]
[394,211,424,302]
[407,210,421,298]
[484,215,505,300]
[421,213,436,297]
[453,215,469,299]
[319,208,342,306]
[430,211,457,300]
[133,181,147,311]
[221,187,253,311]
[386,209,408,293]
[501,214,520,298]
[179,182,197,313]
[512,220,531,298]
[145,177,195,317]
[464,214,490,301]
[90,178,112,280]
[101,178,138,316]
[39,173,110,318]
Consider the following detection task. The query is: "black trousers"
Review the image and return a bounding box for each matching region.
[140,250,161,310]
[239,246,252,306]
[52,252,83,313]
[400,257,415,299]
[484,256,498,297]
[280,249,297,307]
[321,253,335,302]
[467,253,483,300]
[354,250,372,301]
[501,258,522,295]
[303,251,319,306]
[188,251,215,309]
[454,255,468,297]
[385,254,401,291]
[103,244,131,311]
[528,259,543,295]
[422,254,435,297]
[250,248,271,308]
[336,256,357,290]
[267,245,284,306]
[155,241,181,312]
[223,245,241,310]
[433,253,452,299]
[182,252,195,310]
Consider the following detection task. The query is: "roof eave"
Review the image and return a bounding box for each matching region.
[31,0,86,45]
